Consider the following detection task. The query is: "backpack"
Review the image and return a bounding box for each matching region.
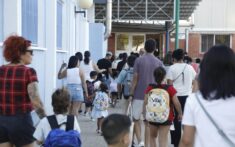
[86,80,95,103]
[123,68,134,97]
[110,77,118,92]
[93,91,109,111]
[145,84,170,123]
[44,115,82,147]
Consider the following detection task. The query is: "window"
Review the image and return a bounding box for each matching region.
[132,35,144,52]
[215,35,230,47]
[201,34,231,52]
[0,0,3,42]
[57,0,63,49]
[116,34,129,51]
[201,35,213,52]
[22,0,38,44]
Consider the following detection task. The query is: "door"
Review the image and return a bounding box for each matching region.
[116,33,145,56]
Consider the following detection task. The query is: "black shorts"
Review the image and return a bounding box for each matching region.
[111,92,118,97]
[124,95,129,100]
[149,120,172,126]
[85,102,93,107]
[0,113,35,146]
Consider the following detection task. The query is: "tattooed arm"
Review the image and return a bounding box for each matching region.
[27,82,46,119]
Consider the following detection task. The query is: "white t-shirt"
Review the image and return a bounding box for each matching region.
[67,68,81,84]
[110,77,118,92]
[112,59,121,69]
[33,114,81,142]
[166,63,196,96]
[80,60,94,81]
[182,93,235,147]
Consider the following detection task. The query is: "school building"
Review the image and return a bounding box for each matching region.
[0,0,234,112]
[106,0,235,59]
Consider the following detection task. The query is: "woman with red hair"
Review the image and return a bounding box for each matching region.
[0,35,46,147]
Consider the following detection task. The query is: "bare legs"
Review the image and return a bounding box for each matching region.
[97,117,104,132]
[149,124,171,147]
[0,142,35,147]
[70,101,83,118]
[0,143,13,147]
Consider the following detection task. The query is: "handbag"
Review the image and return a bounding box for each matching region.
[173,64,187,84]
[195,92,235,147]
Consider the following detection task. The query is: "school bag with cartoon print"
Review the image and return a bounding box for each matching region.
[146,84,170,123]
[93,91,109,110]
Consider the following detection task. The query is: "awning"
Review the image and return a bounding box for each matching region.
[95,0,201,22]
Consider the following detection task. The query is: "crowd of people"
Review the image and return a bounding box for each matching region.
[0,35,235,147]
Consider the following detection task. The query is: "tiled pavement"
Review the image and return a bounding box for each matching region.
[78,99,174,147]
[78,100,124,147]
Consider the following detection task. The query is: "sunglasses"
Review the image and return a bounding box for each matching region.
[26,50,33,55]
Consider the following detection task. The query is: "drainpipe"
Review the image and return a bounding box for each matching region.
[104,0,112,40]
[175,0,180,49]
[185,28,189,53]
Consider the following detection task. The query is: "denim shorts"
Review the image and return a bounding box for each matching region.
[0,113,35,146]
[67,84,84,102]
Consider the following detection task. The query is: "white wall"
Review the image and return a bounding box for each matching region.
[194,0,235,30]
[89,23,106,62]
[0,0,93,114]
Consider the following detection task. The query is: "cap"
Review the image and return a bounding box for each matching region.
[106,51,113,56]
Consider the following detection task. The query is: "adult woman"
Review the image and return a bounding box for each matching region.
[80,51,104,80]
[58,56,88,117]
[166,49,196,147]
[180,45,235,147]
[0,35,46,147]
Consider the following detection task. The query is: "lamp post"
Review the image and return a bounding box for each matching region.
[74,0,93,17]
[74,0,94,52]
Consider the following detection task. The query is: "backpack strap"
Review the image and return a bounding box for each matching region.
[47,115,60,129]
[149,84,169,90]
[66,115,75,131]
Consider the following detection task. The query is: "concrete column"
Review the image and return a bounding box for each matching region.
[76,15,89,54]
[4,0,22,37]
[87,4,95,23]
[185,28,189,53]
[44,0,57,114]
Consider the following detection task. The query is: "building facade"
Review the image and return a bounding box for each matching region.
[107,0,235,59]
[0,0,108,113]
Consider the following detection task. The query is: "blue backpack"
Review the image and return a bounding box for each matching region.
[44,115,82,147]
[123,68,134,97]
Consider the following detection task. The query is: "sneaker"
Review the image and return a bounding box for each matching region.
[91,118,95,122]
[138,141,144,147]
[98,130,103,135]
[79,110,83,114]
[85,112,90,117]
[131,141,137,147]
[96,129,102,134]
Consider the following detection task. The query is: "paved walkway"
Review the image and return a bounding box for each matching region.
[78,99,174,147]
[78,100,124,147]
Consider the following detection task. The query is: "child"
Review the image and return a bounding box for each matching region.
[33,88,81,145]
[143,67,182,147]
[91,83,110,134]
[117,55,137,113]
[109,70,119,107]
[84,71,98,118]
[102,114,132,147]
